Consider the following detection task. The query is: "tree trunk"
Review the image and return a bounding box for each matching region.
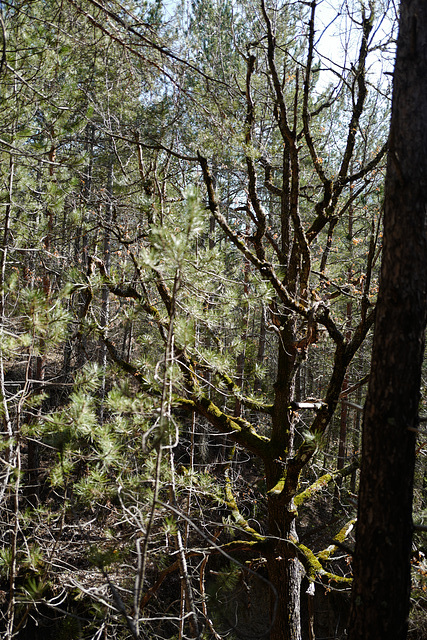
[266,491,303,640]
[266,315,303,640]
[336,196,353,502]
[348,2,427,638]
[254,306,266,393]
[99,158,113,421]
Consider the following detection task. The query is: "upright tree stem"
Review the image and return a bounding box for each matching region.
[349,2,427,637]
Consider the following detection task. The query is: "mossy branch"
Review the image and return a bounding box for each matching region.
[294,459,359,506]
[296,543,352,588]
[224,467,264,541]
[213,367,273,414]
[192,395,271,459]
[317,519,356,562]
[267,473,287,496]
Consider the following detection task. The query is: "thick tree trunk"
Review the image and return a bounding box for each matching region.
[348,2,427,638]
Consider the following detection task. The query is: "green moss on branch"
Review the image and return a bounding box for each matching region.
[224,468,265,541]
[294,459,359,506]
[317,519,355,561]
[297,543,353,588]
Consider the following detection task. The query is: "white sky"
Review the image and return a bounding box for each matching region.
[312,0,398,89]
[162,0,399,92]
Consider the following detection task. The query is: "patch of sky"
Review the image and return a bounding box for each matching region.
[312,0,399,93]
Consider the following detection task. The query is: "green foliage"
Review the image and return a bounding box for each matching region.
[0,0,405,638]
[210,563,241,598]
[19,576,50,602]
[0,548,13,579]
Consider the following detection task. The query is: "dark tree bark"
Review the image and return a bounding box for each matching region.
[348,2,427,638]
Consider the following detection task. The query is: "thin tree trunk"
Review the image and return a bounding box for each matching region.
[335,194,353,503]
[0,150,14,508]
[99,160,113,420]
